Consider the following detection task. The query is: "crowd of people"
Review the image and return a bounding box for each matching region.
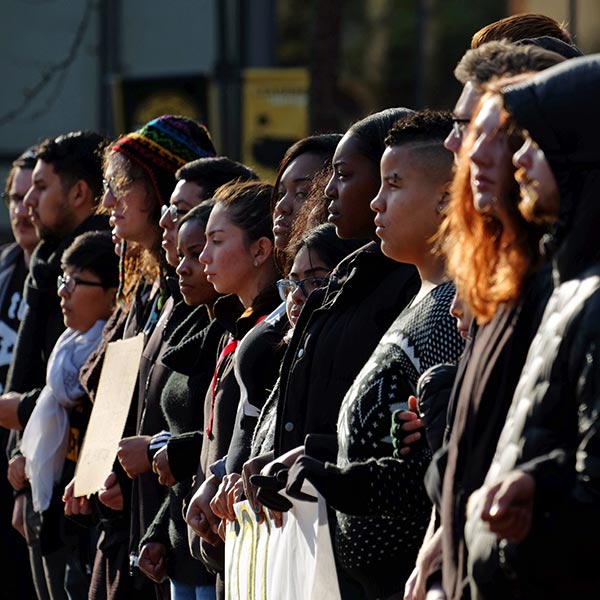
[0,11,598,600]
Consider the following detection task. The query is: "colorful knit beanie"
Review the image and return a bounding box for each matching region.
[112,115,216,206]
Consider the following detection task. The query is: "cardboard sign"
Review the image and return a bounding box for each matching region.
[73,334,144,497]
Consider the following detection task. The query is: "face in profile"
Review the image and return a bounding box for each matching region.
[57,267,116,332]
[175,218,218,307]
[160,179,205,266]
[513,134,560,225]
[280,245,330,329]
[449,292,474,341]
[24,160,74,240]
[325,133,380,240]
[102,154,156,249]
[468,95,515,221]
[200,203,272,306]
[371,144,447,265]
[445,81,482,162]
[273,152,325,250]
[6,166,39,254]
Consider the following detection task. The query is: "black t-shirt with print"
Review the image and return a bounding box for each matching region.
[0,255,28,393]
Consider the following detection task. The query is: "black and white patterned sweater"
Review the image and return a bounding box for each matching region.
[334,281,464,594]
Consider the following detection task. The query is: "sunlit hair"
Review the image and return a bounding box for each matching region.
[471,13,573,49]
[270,134,341,216]
[439,90,543,324]
[4,146,37,199]
[455,40,565,88]
[213,180,275,244]
[280,168,334,273]
[285,223,364,277]
[103,151,163,306]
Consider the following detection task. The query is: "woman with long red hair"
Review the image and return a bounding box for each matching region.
[410,79,553,600]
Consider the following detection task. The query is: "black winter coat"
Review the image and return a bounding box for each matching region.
[7,214,109,422]
[274,242,420,456]
[141,304,222,586]
[130,293,191,562]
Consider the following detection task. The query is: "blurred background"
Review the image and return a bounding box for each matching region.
[1,0,598,239]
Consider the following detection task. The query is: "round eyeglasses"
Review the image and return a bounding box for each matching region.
[277,276,328,301]
[103,176,143,198]
[57,274,106,294]
[160,204,188,223]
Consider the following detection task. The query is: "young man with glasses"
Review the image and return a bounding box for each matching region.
[444,40,568,161]
[158,156,258,267]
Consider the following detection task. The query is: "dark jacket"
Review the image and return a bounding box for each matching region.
[225,301,288,474]
[140,304,222,586]
[194,286,281,577]
[274,242,420,456]
[465,56,600,600]
[130,292,191,564]
[7,214,109,422]
[438,267,552,600]
[84,280,167,599]
[199,286,281,475]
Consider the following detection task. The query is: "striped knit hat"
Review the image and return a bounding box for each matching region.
[112,115,216,206]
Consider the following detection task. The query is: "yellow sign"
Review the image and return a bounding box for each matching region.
[242,68,309,182]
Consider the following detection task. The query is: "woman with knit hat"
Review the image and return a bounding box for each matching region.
[69,115,215,600]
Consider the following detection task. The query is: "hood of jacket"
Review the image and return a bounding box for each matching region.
[502,54,600,284]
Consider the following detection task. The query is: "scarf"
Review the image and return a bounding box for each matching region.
[21,319,106,513]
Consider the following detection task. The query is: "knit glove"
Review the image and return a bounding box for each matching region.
[391,409,427,458]
[250,463,293,512]
[286,455,371,516]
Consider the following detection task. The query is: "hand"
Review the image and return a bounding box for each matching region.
[210,473,243,523]
[252,448,305,511]
[253,464,293,512]
[242,451,274,517]
[392,397,424,457]
[0,392,23,430]
[477,470,535,543]
[138,542,168,583]
[98,472,124,511]
[7,455,27,491]
[117,435,151,478]
[62,478,91,516]
[11,494,26,540]
[184,474,221,546]
[152,445,176,487]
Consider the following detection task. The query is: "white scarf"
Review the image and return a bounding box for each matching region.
[21,320,106,513]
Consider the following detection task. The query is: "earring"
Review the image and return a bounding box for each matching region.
[438,192,449,214]
[253,259,259,267]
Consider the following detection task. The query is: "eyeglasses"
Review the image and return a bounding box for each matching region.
[452,118,471,138]
[277,276,328,301]
[160,204,188,223]
[103,176,142,198]
[1,192,25,208]
[57,273,106,293]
